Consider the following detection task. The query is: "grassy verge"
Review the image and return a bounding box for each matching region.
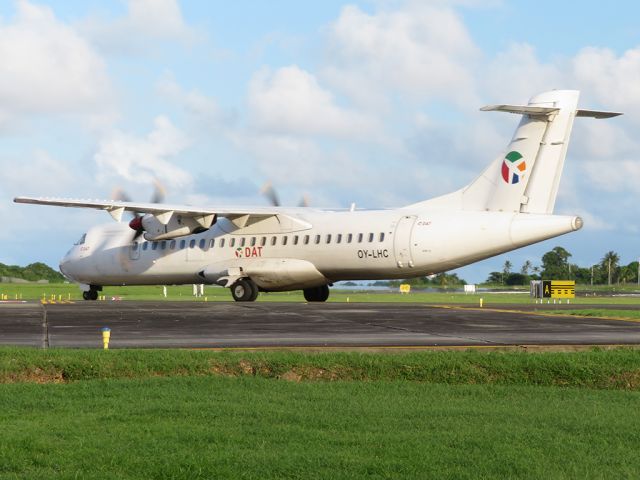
[2,348,640,390]
[2,349,640,478]
[2,282,640,304]
[547,309,640,320]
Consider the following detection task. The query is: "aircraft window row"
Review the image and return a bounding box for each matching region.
[133,232,387,251]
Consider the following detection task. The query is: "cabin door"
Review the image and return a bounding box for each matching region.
[393,215,416,268]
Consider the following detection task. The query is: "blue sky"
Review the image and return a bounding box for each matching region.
[1,0,639,282]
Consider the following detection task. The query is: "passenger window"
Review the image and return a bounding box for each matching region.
[250,237,256,247]
[314,235,320,244]
[293,236,299,245]
[199,239,206,249]
[260,237,266,246]
[180,240,186,249]
[304,235,310,245]
[189,239,196,248]
[209,239,215,248]
[347,233,353,243]
[379,233,385,242]
[368,233,374,242]
[282,236,288,246]
[358,233,363,243]
[219,238,225,248]
[271,236,277,246]
[152,242,158,251]
[240,238,246,247]
[326,234,331,244]
[169,240,176,250]
[161,241,167,250]
[230,238,236,247]
[336,234,342,244]
[143,243,148,251]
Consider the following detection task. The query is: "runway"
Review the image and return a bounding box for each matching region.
[1,301,640,349]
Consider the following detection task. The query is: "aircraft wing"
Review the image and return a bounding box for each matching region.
[13,196,308,230]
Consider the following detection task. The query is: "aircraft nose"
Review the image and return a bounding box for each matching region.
[59,255,75,281]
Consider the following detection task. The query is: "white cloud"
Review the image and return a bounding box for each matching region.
[156,74,234,129]
[582,160,640,194]
[483,43,564,102]
[322,4,479,109]
[94,116,193,189]
[247,66,379,139]
[0,1,112,121]
[80,0,197,54]
[572,46,640,115]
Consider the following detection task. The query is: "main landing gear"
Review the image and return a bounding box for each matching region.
[303,285,329,302]
[82,285,101,301]
[231,278,259,302]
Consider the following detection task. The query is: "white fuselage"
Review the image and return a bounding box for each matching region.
[59,207,581,291]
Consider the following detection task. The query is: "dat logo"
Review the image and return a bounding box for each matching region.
[235,247,263,258]
[501,151,526,184]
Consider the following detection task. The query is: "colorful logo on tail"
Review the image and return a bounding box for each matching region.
[501,151,526,184]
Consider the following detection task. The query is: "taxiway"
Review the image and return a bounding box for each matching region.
[0,301,639,349]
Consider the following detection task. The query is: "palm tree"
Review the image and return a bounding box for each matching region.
[521,260,532,276]
[503,260,512,275]
[601,251,620,285]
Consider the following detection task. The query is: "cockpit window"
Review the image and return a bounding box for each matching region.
[74,234,87,245]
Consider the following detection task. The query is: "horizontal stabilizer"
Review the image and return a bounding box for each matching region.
[480,104,559,116]
[481,105,623,120]
[575,109,623,119]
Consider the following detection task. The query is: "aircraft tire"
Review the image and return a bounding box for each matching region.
[248,282,260,301]
[231,278,258,302]
[83,290,99,301]
[303,285,329,302]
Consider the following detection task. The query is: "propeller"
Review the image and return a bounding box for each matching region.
[261,181,310,208]
[260,181,280,207]
[111,180,167,241]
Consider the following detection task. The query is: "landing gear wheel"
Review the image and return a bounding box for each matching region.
[303,285,329,302]
[231,278,258,302]
[83,289,99,301]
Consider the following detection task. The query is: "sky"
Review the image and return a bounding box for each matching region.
[1,0,639,283]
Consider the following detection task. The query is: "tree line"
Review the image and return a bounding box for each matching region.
[487,247,639,286]
[0,262,65,283]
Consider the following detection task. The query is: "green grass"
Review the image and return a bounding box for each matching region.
[548,309,640,320]
[3,349,640,478]
[3,348,640,390]
[2,282,640,305]
[1,377,640,479]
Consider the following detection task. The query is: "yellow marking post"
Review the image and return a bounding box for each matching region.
[101,328,111,349]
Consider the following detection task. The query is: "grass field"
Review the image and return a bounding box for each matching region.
[549,309,640,321]
[2,348,640,478]
[1,282,640,305]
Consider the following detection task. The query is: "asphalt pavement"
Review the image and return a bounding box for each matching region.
[1,300,639,349]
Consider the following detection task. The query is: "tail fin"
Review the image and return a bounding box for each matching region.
[412,90,621,213]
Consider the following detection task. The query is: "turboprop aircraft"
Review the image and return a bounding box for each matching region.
[14,90,620,302]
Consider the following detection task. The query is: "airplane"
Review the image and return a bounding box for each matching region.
[14,90,621,302]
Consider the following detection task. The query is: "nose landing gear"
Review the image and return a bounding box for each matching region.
[82,285,101,301]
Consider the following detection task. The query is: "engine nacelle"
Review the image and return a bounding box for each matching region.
[137,212,216,241]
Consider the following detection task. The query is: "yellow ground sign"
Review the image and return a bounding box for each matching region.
[543,280,575,299]
[399,284,411,294]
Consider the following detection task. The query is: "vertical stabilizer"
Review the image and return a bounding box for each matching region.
[408,90,621,214]
[476,90,579,214]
